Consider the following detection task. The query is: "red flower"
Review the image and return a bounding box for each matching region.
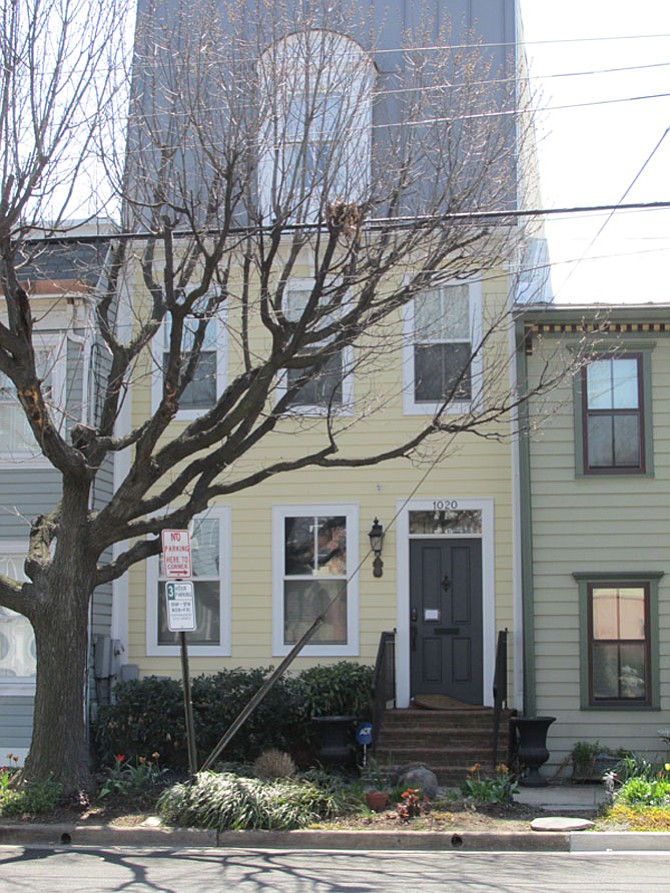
[115,754,125,763]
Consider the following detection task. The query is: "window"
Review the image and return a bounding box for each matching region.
[0,338,64,461]
[403,280,482,414]
[146,508,231,656]
[0,551,36,690]
[582,355,645,473]
[258,30,374,221]
[575,572,662,709]
[277,281,352,412]
[272,505,358,656]
[152,307,226,420]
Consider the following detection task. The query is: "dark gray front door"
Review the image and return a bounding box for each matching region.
[409,538,483,704]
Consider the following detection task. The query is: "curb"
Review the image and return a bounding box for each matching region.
[2,823,670,852]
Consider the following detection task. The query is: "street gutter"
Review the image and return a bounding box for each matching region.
[2,823,670,852]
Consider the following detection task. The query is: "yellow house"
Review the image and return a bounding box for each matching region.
[114,264,523,718]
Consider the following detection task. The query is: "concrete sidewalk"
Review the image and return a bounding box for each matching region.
[514,781,608,813]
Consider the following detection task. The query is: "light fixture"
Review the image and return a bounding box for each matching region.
[368,518,384,578]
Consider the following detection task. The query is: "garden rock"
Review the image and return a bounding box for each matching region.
[395,765,439,800]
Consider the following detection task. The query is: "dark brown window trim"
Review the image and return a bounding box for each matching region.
[581,353,645,475]
[586,581,651,708]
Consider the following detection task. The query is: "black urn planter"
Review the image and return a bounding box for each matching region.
[312,715,356,765]
[513,716,556,787]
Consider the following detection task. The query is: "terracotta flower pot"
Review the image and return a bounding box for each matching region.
[365,790,389,812]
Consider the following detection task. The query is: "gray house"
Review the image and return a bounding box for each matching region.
[519,303,670,771]
[0,220,117,762]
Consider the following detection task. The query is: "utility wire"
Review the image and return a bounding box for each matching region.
[553,127,670,300]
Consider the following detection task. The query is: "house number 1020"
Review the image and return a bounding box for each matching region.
[433,500,459,511]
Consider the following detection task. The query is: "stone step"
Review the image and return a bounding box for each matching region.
[373,707,514,787]
[379,727,509,745]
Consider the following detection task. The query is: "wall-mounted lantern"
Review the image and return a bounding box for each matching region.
[368,518,384,578]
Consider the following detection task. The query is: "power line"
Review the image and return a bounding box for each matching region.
[553,127,670,300]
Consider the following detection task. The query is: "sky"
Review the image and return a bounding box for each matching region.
[518,0,670,304]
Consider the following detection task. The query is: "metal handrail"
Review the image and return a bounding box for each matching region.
[492,627,508,766]
[371,630,395,751]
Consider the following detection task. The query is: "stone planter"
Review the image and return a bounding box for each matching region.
[513,715,556,787]
[312,715,356,765]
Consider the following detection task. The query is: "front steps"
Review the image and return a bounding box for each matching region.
[374,706,514,786]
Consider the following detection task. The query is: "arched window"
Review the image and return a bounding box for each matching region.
[257,30,375,222]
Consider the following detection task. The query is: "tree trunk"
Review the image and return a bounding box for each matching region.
[23,582,93,795]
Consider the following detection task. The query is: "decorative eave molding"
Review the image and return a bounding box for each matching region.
[523,320,670,355]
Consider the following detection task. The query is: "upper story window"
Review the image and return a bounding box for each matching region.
[403,280,482,415]
[277,280,352,413]
[582,355,644,474]
[257,30,375,222]
[152,305,226,421]
[0,337,65,463]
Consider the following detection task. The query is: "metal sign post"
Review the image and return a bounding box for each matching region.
[164,541,198,777]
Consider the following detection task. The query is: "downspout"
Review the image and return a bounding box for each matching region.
[515,318,536,716]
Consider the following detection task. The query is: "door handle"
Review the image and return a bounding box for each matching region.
[410,607,418,622]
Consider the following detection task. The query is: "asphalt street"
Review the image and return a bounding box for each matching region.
[0,847,669,892]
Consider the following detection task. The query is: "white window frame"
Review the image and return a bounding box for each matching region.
[151,304,227,422]
[146,506,231,657]
[257,30,375,221]
[402,278,482,416]
[0,332,67,467]
[275,278,354,415]
[272,503,359,657]
[0,543,36,695]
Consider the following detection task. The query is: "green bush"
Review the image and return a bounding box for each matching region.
[614,776,670,807]
[157,770,354,831]
[0,778,63,816]
[95,676,185,766]
[295,662,374,719]
[94,662,374,771]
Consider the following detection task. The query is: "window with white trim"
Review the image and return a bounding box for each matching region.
[277,280,353,413]
[0,336,65,461]
[147,508,231,656]
[272,505,358,656]
[152,306,226,420]
[0,551,36,687]
[403,280,482,415]
[257,30,374,222]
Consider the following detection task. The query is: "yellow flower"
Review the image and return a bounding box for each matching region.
[665,763,670,772]
[152,752,160,760]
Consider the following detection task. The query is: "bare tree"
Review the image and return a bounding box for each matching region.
[0,0,579,794]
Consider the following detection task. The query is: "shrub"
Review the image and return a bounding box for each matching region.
[94,662,374,771]
[295,662,374,719]
[95,676,185,766]
[613,765,670,808]
[253,749,297,780]
[0,778,63,816]
[157,771,352,830]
